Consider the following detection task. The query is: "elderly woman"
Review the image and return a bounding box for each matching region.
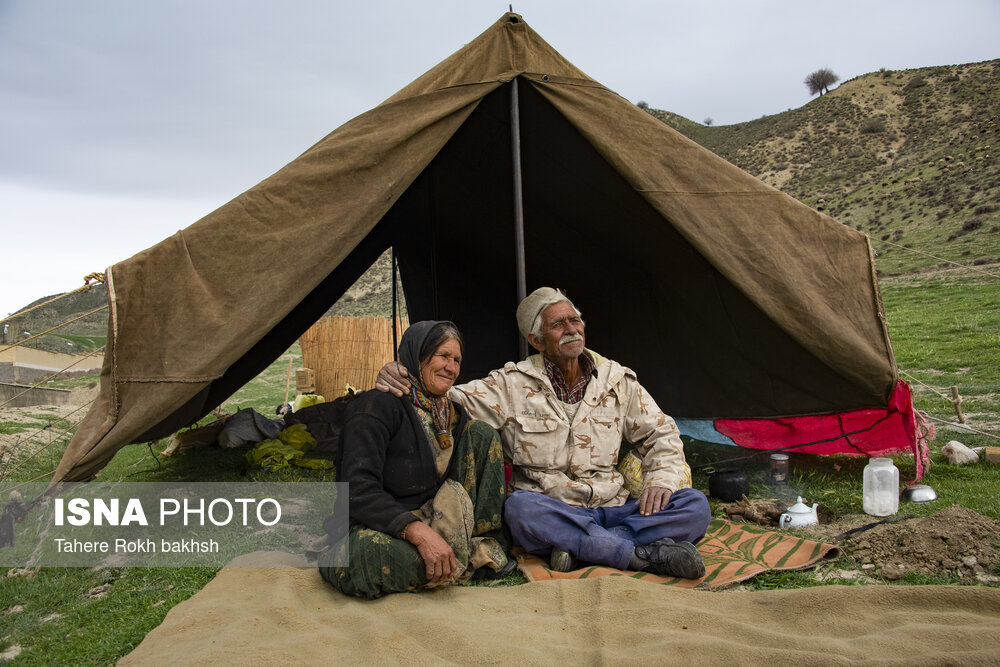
[319,320,512,599]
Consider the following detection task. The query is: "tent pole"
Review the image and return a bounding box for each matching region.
[391,246,398,361]
[511,77,528,360]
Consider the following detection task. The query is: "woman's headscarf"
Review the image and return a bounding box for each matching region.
[399,320,459,449]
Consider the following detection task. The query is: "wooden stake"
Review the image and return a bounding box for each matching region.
[283,358,293,405]
[950,385,966,424]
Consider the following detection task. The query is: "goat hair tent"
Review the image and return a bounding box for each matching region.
[52,13,918,483]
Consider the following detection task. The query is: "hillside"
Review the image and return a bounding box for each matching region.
[324,249,407,319]
[2,288,108,354]
[0,255,400,354]
[649,59,1000,275]
[7,59,997,346]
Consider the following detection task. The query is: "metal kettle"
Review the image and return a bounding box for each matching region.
[707,467,749,502]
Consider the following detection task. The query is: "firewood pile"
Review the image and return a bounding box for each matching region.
[721,497,787,527]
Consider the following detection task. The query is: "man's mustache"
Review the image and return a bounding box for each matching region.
[559,333,583,345]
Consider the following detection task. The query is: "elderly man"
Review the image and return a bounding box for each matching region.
[376,287,710,578]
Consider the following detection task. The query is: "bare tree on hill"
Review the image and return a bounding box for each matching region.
[805,68,840,96]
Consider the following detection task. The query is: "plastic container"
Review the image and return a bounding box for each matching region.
[862,457,899,516]
[769,453,789,484]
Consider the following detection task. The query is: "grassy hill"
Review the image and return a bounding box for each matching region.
[3,288,108,354]
[323,248,407,319]
[648,59,1000,276]
[7,59,998,344]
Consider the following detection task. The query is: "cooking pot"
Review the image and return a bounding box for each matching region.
[707,467,749,502]
[901,484,938,503]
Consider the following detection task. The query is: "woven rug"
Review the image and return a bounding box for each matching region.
[515,517,838,590]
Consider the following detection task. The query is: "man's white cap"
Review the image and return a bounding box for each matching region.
[516,287,561,339]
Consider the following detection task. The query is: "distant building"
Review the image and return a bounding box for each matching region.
[0,347,104,383]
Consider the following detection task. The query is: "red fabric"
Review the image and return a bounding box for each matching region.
[715,381,924,480]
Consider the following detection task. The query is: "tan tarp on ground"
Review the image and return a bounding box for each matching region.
[118,553,1000,665]
[54,13,896,482]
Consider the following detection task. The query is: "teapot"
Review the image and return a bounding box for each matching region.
[779,497,819,528]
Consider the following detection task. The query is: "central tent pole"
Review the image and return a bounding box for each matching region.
[391,246,398,362]
[511,77,528,360]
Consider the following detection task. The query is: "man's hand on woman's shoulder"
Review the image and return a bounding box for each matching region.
[375,361,411,397]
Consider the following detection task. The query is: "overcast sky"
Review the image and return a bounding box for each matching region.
[2,0,998,318]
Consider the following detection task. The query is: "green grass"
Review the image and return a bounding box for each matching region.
[0,423,35,435]
[84,345,342,486]
[93,434,337,485]
[880,270,1000,429]
[0,567,217,666]
[47,334,107,354]
[43,376,100,391]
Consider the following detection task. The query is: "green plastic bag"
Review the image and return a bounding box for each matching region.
[245,424,332,471]
[277,423,317,451]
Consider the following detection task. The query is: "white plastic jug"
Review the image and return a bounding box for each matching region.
[862,457,899,516]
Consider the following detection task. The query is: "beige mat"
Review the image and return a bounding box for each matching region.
[120,552,1000,666]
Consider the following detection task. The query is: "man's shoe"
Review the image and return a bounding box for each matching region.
[634,540,705,579]
[549,547,579,572]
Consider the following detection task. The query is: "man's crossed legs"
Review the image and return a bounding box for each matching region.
[504,488,711,579]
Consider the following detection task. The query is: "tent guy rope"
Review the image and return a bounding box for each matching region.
[899,370,954,402]
[900,370,985,427]
[876,240,1000,281]
[925,413,1000,442]
[0,400,95,482]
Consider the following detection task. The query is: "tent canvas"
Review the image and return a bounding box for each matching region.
[52,13,911,483]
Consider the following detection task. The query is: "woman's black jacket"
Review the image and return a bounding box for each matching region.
[329,389,470,539]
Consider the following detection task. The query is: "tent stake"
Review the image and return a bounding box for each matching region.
[511,77,528,360]
[951,385,966,424]
[283,358,293,405]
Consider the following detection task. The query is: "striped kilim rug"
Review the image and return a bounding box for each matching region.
[515,518,838,590]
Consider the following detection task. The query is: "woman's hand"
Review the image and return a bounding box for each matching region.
[375,361,411,397]
[404,521,457,584]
